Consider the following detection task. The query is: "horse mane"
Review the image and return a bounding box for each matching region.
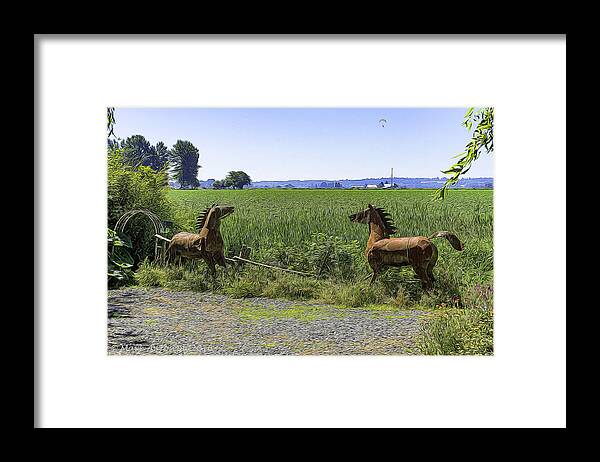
[373,207,397,235]
[195,204,216,232]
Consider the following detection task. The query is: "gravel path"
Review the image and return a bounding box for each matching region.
[108,287,426,355]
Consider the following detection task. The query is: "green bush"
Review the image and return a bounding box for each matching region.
[107,148,173,267]
[107,228,134,288]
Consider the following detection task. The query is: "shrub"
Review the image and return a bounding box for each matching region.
[417,304,494,355]
[107,148,173,267]
[107,228,135,288]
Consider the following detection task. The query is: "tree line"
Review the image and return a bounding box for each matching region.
[108,135,201,189]
[108,135,252,190]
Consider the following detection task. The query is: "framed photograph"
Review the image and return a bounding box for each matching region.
[35,35,566,428]
[106,107,493,357]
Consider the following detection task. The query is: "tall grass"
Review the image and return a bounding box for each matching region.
[132,188,494,355]
[168,189,493,286]
[170,189,492,252]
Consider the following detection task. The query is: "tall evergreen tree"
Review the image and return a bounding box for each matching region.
[153,141,170,171]
[119,135,171,172]
[121,135,155,168]
[169,140,201,189]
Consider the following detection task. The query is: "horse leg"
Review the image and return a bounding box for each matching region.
[426,244,438,285]
[369,269,379,286]
[427,267,436,284]
[167,248,179,266]
[367,251,380,285]
[205,256,217,278]
[413,265,431,291]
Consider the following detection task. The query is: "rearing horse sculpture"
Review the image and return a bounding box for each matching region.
[349,204,464,290]
[166,204,234,275]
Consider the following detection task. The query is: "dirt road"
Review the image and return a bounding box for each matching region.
[108,288,426,355]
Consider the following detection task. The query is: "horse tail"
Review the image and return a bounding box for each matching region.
[428,231,464,251]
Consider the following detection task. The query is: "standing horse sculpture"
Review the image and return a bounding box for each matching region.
[349,204,464,290]
[166,204,235,275]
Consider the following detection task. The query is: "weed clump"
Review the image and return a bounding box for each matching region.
[318,282,388,307]
[416,284,493,355]
[416,306,493,355]
[262,276,322,300]
[134,260,210,292]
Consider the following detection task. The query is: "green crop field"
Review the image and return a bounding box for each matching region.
[134,188,494,354]
[166,188,492,284]
[169,188,492,253]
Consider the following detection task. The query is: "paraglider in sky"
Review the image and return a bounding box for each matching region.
[379,118,387,127]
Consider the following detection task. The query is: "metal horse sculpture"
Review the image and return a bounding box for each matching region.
[349,204,464,289]
[166,204,234,275]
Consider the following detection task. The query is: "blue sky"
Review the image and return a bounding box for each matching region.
[113,108,493,181]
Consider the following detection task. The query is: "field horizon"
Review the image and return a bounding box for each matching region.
[115,187,493,355]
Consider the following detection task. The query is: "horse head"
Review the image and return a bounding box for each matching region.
[349,204,373,224]
[349,204,396,235]
[215,205,235,219]
[206,204,235,227]
[196,204,235,232]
